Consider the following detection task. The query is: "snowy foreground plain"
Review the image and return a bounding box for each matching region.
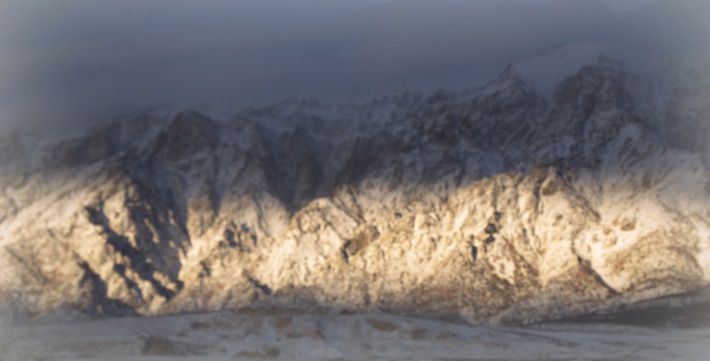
[1,307,709,361]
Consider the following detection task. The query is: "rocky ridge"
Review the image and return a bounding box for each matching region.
[1,43,709,325]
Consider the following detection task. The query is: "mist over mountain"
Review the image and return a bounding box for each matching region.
[1,43,709,327]
[0,0,708,132]
[1,1,710,359]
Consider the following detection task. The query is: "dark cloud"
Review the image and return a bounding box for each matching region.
[0,0,707,132]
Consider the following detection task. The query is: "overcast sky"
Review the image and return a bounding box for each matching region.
[0,0,708,132]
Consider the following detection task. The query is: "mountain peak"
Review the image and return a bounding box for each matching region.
[512,42,621,99]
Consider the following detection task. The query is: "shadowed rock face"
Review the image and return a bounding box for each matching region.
[156,110,221,163]
[255,126,325,213]
[52,125,121,168]
[1,51,709,325]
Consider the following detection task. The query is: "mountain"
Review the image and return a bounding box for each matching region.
[1,43,709,325]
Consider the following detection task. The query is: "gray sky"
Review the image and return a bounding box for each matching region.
[0,0,708,132]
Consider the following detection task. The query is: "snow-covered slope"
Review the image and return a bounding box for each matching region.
[1,43,709,326]
[3,307,709,361]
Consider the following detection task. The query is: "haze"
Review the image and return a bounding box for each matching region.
[0,0,707,132]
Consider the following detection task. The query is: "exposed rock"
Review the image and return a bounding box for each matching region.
[0,45,708,325]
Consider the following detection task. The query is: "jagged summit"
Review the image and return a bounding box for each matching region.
[1,43,709,325]
[511,42,621,99]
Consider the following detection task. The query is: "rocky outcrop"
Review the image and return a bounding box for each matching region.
[1,45,709,325]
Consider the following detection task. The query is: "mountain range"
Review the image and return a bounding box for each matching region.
[1,42,709,325]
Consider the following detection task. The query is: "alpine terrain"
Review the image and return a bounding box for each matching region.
[1,43,710,326]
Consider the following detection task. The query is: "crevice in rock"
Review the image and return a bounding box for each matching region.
[341,240,352,263]
[85,200,179,301]
[574,253,619,295]
[77,261,134,317]
[246,276,272,296]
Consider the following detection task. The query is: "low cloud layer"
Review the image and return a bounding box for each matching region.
[0,0,707,132]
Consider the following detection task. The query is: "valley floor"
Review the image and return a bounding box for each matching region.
[1,307,709,361]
